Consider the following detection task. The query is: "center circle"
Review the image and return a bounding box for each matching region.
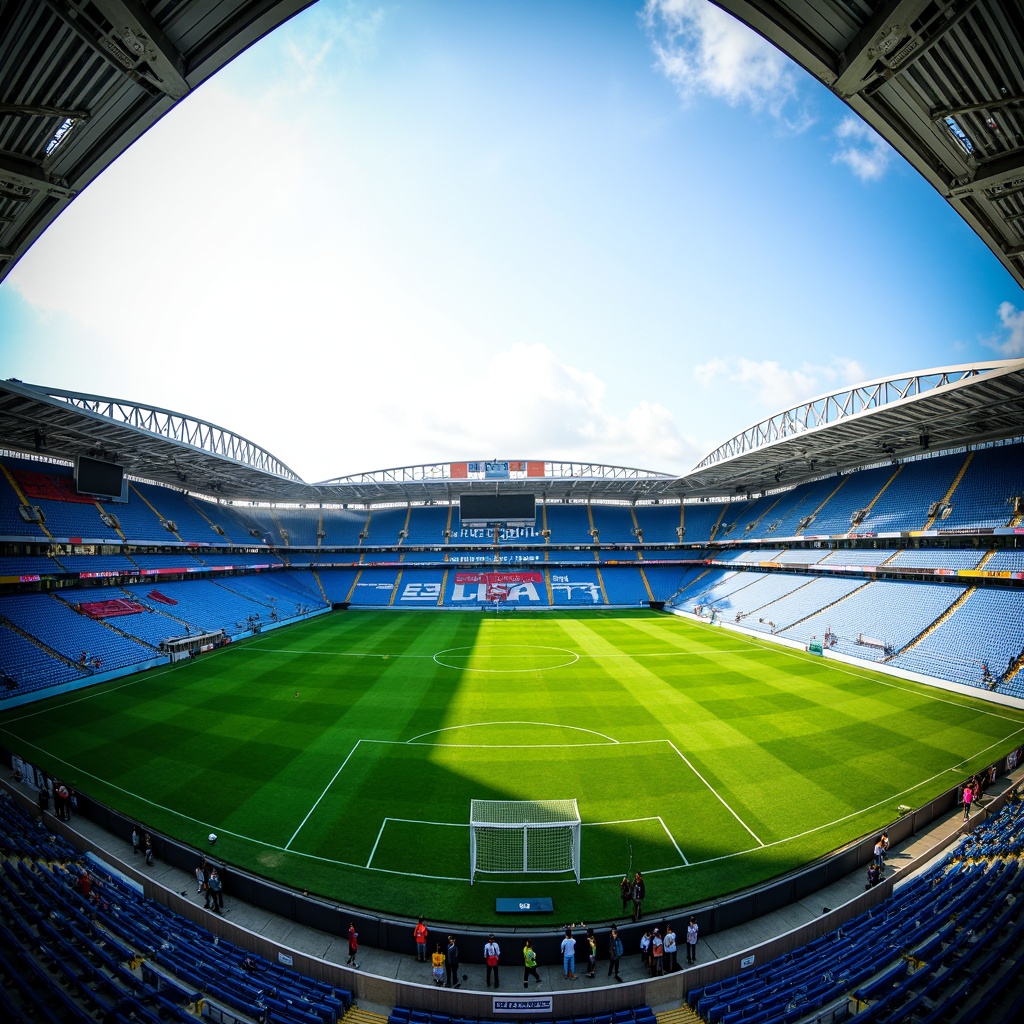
[433,644,580,673]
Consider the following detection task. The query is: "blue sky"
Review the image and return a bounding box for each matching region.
[2,0,1022,483]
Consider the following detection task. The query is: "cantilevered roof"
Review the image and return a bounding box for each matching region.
[1,364,1022,505]
[0,0,314,284]
[680,359,1024,498]
[0,378,310,503]
[715,0,1024,291]
[0,379,686,504]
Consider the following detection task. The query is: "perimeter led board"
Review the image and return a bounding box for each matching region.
[459,493,536,527]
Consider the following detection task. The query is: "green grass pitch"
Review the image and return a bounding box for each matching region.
[2,609,1022,926]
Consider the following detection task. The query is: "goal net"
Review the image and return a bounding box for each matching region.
[469,799,581,884]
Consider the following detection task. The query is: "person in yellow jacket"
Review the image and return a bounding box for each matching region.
[431,943,446,985]
[523,939,541,988]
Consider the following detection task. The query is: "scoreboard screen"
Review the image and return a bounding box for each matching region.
[75,455,126,501]
[459,493,536,527]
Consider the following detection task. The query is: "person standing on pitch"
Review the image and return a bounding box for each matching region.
[522,939,541,987]
[414,918,429,962]
[445,935,460,988]
[620,875,632,915]
[632,871,646,921]
[484,934,501,988]
[607,926,623,982]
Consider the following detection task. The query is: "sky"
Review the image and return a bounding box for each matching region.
[2,0,1023,484]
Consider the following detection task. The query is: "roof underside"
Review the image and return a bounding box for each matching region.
[1,363,1022,505]
[1,1,1024,291]
[714,0,1024,291]
[0,0,314,282]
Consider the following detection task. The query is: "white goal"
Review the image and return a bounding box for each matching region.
[469,799,581,884]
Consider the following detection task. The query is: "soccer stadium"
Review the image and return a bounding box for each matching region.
[2,2,1024,1024]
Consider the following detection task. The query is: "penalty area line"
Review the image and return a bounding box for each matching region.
[366,816,466,869]
[658,815,688,865]
[666,739,764,848]
[285,740,362,850]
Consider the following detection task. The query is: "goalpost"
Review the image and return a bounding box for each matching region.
[469,799,581,884]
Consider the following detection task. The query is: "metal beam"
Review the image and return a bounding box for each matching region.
[39,0,164,99]
[0,154,76,200]
[89,0,190,99]
[833,0,932,98]
[931,94,1024,121]
[957,151,1024,193]
[0,105,91,120]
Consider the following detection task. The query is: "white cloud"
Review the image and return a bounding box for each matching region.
[402,343,703,475]
[694,356,867,414]
[832,116,893,182]
[281,3,386,93]
[642,0,808,126]
[988,301,1024,357]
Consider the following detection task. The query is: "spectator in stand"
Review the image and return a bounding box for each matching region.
[866,862,881,889]
[522,939,541,988]
[560,927,577,980]
[663,922,678,972]
[431,943,446,985]
[963,782,974,819]
[484,934,500,989]
[445,935,460,988]
[607,926,623,982]
[650,928,664,976]
[414,918,429,962]
[346,923,359,967]
[207,867,223,913]
[686,917,699,964]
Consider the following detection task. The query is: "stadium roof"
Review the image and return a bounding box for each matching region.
[2,1,1024,290]
[2,361,1022,505]
[0,0,314,284]
[715,0,1024,291]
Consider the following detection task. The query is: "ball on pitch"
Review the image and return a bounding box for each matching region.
[208,833,218,845]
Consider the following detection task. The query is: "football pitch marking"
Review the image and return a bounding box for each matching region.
[5,722,1024,885]
[406,721,619,744]
[364,814,689,870]
[283,732,762,852]
[433,645,580,671]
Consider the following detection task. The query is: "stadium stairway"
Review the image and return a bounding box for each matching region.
[921,451,973,531]
[885,586,976,663]
[346,1006,389,1024]
[656,1005,703,1024]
